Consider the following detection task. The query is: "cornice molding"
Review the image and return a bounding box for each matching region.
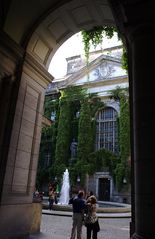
[65,54,123,86]
[83,76,128,88]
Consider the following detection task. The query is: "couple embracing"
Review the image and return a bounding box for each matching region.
[69,190,100,239]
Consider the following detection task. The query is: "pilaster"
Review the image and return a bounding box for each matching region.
[0,30,24,201]
[0,30,53,238]
[1,52,53,205]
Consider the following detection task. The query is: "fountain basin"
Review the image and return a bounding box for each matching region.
[42,199,131,213]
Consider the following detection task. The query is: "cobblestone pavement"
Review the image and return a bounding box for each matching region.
[29,214,130,239]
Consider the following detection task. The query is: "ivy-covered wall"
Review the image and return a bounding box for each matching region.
[38,84,130,193]
[116,94,130,190]
[109,87,130,191]
[37,26,130,194]
[36,126,53,190]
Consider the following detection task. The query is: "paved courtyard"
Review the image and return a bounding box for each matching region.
[29,213,131,239]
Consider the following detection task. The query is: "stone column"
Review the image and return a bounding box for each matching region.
[0,31,24,202]
[0,75,14,196]
[129,25,155,239]
[0,49,53,238]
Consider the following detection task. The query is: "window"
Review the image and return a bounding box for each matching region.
[96,107,118,153]
[44,152,51,168]
[51,111,56,121]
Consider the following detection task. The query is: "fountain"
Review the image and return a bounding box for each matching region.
[42,168,131,214]
[58,169,70,205]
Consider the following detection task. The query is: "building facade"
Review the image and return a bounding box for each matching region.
[46,47,129,203]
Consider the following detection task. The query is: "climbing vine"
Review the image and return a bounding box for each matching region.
[36,125,53,190]
[54,98,72,167]
[82,26,128,70]
[109,87,130,191]
[39,85,130,192]
[36,96,60,190]
[117,92,130,190]
[122,47,128,71]
[82,26,116,64]
[76,97,93,184]
[71,93,104,185]
[88,148,119,178]
[54,86,86,178]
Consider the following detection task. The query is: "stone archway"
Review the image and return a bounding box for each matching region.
[0,1,116,238]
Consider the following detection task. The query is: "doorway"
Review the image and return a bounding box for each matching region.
[98,177,110,201]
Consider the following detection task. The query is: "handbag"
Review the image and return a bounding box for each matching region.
[83,214,97,226]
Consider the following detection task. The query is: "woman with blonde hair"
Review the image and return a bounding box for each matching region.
[84,195,100,239]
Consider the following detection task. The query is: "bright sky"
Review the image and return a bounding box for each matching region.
[48,32,121,79]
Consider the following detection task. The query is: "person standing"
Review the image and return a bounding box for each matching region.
[69,190,86,239]
[48,187,55,210]
[48,183,55,210]
[85,195,100,239]
[86,190,94,200]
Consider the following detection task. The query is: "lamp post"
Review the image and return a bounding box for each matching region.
[76,111,80,118]
[77,175,80,190]
[123,177,127,204]
[123,177,127,184]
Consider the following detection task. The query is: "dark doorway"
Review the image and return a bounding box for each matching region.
[98,178,110,201]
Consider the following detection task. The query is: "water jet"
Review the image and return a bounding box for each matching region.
[58,169,70,205]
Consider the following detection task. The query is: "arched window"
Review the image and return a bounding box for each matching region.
[96,107,118,153]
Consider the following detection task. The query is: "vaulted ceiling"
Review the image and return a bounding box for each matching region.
[3,0,115,69]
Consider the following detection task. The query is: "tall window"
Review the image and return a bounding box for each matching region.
[44,150,51,168]
[96,107,118,153]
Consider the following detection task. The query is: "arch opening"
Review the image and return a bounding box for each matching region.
[0,1,134,239]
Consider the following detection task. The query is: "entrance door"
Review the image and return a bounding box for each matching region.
[98,178,110,201]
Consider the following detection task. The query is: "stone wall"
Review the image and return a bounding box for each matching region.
[0,202,42,239]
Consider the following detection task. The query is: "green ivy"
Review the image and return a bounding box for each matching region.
[122,47,128,72]
[119,93,130,184]
[39,85,130,192]
[75,94,104,185]
[82,26,128,70]
[54,86,86,178]
[88,148,118,177]
[44,96,59,120]
[82,26,116,64]
[36,125,53,190]
[109,87,130,191]
[55,98,72,166]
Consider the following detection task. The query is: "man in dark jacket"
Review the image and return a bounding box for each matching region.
[69,190,86,239]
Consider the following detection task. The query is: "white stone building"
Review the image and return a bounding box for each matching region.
[46,46,129,203]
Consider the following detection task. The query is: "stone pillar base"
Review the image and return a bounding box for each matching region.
[131,233,147,239]
[30,202,42,234]
[0,203,41,239]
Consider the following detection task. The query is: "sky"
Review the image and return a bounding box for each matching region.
[48,32,122,79]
